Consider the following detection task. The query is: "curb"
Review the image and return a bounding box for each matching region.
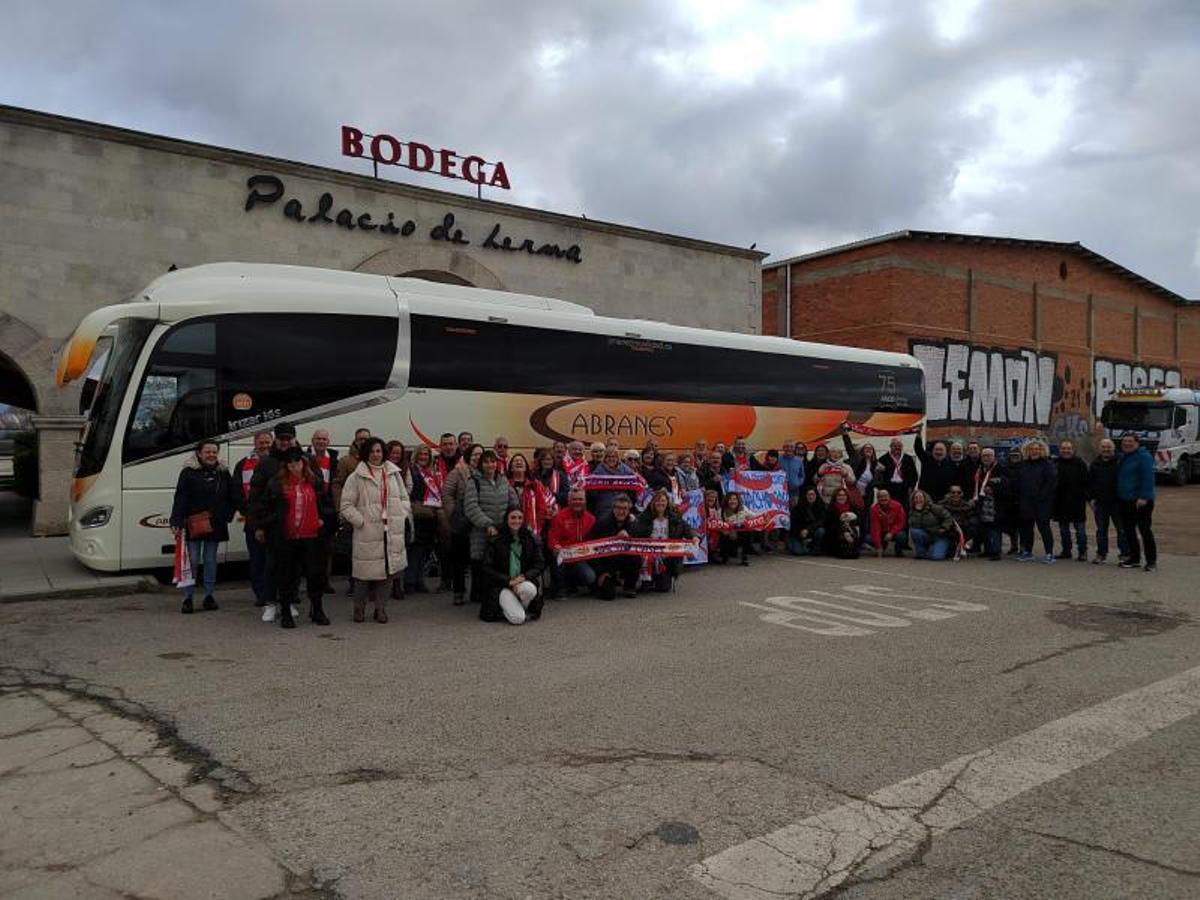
[0,575,161,604]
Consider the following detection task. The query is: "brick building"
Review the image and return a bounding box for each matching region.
[762,230,1200,453]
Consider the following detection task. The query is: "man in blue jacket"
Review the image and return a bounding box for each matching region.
[1116,434,1157,571]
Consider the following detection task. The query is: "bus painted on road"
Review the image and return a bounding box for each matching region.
[56,263,926,571]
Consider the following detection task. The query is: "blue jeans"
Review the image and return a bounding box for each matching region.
[981,523,1002,557]
[909,528,950,560]
[245,527,269,603]
[562,561,597,589]
[1058,520,1087,557]
[788,527,824,555]
[184,539,219,600]
[404,541,431,590]
[1092,502,1127,559]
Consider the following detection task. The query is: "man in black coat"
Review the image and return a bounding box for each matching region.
[878,437,919,508]
[1087,437,1126,563]
[306,428,340,592]
[591,496,642,600]
[1053,439,1090,560]
[247,421,299,621]
[915,434,956,501]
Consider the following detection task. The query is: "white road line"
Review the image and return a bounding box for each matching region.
[782,557,1070,603]
[691,663,1200,900]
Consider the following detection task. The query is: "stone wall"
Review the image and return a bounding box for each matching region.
[0,106,763,533]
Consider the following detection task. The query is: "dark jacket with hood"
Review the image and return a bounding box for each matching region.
[259,467,334,552]
[170,457,237,542]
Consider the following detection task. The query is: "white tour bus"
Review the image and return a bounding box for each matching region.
[57,263,926,572]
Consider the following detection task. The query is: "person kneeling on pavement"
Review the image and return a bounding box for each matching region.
[869,488,908,557]
[546,488,598,595]
[592,496,642,599]
[907,490,956,560]
[482,508,545,625]
[630,488,694,592]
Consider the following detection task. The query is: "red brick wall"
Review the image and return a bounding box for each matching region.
[763,236,1200,454]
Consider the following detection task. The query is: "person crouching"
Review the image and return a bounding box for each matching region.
[482,508,545,625]
[264,447,333,628]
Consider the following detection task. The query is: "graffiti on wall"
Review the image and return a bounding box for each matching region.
[909,340,1059,427]
[1092,359,1181,418]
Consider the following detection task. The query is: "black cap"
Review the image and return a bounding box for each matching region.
[282,446,305,462]
[274,421,296,438]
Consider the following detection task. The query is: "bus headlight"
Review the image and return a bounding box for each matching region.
[79,506,113,529]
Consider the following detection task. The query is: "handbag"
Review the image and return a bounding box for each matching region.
[185,511,213,539]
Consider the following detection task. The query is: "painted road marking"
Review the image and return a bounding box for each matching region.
[740,584,988,636]
[692,663,1200,899]
[784,557,1070,604]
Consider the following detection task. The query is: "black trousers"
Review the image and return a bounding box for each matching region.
[596,555,641,591]
[1119,500,1156,565]
[275,539,325,606]
[450,532,470,595]
[718,533,753,561]
[1018,517,1054,555]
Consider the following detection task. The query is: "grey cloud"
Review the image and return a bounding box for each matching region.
[1,0,1197,295]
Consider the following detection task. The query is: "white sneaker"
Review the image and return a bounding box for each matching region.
[261,605,276,623]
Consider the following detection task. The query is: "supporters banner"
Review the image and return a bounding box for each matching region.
[705,513,776,533]
[721,470,790,529]
[679,489,707,565]
[172,533,194,589]
[582,473,646,493]
[556,537,695,565]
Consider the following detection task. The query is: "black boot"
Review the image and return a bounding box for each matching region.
[309,596,330,626]
[202,595,218,611]
[181,597,194,614]
[280,603,296,629]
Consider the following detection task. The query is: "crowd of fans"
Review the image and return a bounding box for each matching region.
[168,421,1161,627]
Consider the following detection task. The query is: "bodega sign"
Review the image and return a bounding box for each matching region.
[341,125,511,190]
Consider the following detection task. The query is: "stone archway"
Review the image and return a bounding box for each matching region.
[353,246,505,290]
[0,347,38,414]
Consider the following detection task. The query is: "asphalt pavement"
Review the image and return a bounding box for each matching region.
[1,550,1197,899]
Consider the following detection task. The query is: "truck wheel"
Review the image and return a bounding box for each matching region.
[1174,457,1191,487]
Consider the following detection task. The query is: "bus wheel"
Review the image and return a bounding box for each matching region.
[1174,456,1191,486]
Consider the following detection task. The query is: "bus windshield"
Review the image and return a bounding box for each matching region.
[1103,402,1173,431]
[75,319,155,478]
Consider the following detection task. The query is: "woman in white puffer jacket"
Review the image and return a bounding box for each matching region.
[339,437,411,623]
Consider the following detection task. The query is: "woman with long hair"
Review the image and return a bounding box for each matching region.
[719,491,753,566]
[631,488,694,591]
[1015,438,1058,562]
[339,436,412,623]
[822,487,862,559]
[906,489,955,561]
[405,444,440,593]
[481,508,545,624]
[789,486,826,555]
[264,447,334,628]
[169,440,237,615]
[464,450,519,605]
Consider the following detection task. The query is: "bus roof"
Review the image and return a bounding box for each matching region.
[58,262,920,386]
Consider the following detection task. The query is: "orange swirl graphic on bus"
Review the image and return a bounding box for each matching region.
[529,399,757,446]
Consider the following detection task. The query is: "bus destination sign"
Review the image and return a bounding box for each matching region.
[341,125,511,190]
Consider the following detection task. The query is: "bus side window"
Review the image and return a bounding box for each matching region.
[1175,407,1187,429]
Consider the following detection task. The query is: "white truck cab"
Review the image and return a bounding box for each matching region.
[1102,387,1200,485]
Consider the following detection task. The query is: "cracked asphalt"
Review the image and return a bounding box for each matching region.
[0,547,1197,899]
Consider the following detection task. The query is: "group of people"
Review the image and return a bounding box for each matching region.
[784,430,1158,570]
[168,422,1162,628]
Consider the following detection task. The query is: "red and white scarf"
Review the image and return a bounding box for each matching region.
[240,453,258,499]
[417,463,443,507]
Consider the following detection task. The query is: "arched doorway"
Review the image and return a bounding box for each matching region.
[353,246,505,290]
[0,349,38,534]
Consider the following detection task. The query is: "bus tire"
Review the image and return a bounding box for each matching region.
[1173,456,1190,487]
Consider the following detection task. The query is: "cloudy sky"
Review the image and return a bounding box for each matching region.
[3,0,1198,296]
